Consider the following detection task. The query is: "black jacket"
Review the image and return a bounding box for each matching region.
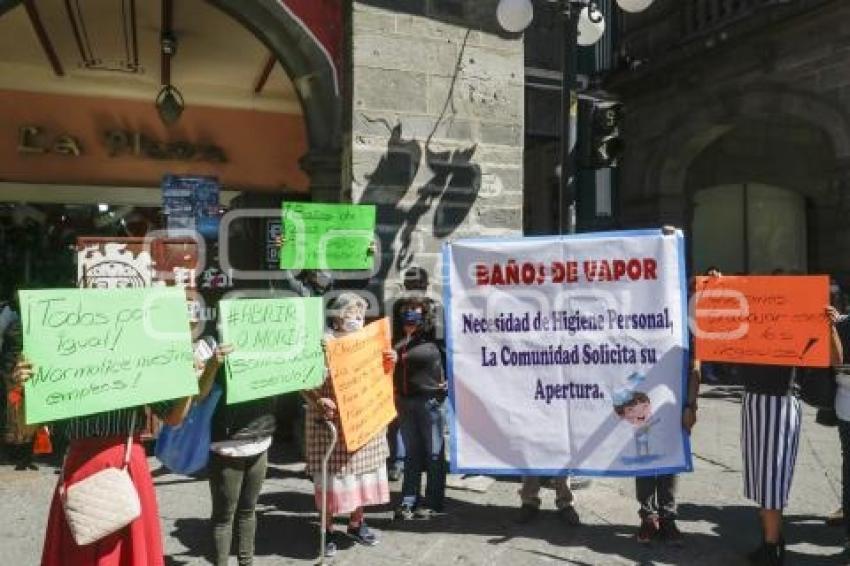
[393,332,446,397]
[211,370,278,442]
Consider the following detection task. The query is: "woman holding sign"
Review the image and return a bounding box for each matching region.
[739,309,843,566]
[303,292,397,558]
[12,316,229,566]
[206,354,277,566]
[392,296,448,520]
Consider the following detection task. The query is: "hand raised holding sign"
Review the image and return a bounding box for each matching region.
[214,344,234,364]
[827,306,843,325]
[11,358,33,386]
[317,397,337,420]
[383,349,397,373]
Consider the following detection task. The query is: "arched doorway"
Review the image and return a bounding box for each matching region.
[0,0,343,292]
[207,0,342,194]
[692,183,807,274]
[685,115,834,275]
[0,0,342,194]
[638,87,850,277]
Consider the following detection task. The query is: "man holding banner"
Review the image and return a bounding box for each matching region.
[444,229,693,527]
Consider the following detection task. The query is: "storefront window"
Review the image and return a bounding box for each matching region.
[0,203,160,298]
[691,183,807,275]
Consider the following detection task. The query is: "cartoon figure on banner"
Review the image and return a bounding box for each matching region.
[613,373,660,459]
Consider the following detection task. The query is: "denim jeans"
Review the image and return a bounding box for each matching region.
[635,474,678,520]
[387,417,406,470]
[209,450,268,566]
[399,396,447,511]
[839,419,850,535]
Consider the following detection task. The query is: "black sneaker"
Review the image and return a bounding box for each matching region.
[747,542,782,566]
[347,522,379,546]
[324,531,338,558]
[558,506,581,527]
[516,504,539,524]
[394,504,414,521]
[658,518,683,546]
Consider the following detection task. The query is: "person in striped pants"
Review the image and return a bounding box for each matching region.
[740,319,842,566]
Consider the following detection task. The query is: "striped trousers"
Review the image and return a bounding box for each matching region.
[741,393,802,510]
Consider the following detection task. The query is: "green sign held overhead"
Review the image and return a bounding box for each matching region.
[219,297,325,404]
[280,202,376,270]
[19,287,198,425]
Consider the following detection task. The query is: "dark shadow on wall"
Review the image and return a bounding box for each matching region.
[355,27,482,293]
[357,124,481,283]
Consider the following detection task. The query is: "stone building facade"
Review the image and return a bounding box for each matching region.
[348,1,524,308]
[611,0,850,279]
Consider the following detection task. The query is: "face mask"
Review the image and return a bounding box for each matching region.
[342,317,364,332]
[402,311,423,326]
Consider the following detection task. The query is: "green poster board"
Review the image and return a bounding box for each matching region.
[219,297,325,404]
[279,202,376,270]
[20,286,198,425]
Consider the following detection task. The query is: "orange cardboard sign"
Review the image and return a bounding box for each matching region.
[693,276,830,368]
[326,317,397,452]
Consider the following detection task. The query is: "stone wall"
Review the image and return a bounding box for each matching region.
[610,0,850,276]
[348,1,525,310]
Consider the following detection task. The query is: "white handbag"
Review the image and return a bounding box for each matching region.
[60,413,142,546]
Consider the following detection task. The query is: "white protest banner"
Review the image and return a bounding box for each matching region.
[444,229,691,476]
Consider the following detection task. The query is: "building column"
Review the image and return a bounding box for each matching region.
[300,149,343,203]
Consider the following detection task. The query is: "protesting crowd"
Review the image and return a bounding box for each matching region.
[1,224,849,566]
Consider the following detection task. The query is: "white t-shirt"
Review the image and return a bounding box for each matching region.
[198,335,273,458]
[835,372,850,422]
[210,436,273,458]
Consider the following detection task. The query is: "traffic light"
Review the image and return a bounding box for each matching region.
[578,99,624,169]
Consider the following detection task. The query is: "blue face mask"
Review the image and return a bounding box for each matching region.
[402,311,423,326]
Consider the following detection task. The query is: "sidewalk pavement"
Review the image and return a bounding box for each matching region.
[0,386,847,565]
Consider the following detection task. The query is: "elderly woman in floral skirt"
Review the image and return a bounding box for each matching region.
[302,292,397,558]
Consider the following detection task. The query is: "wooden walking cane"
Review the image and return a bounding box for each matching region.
[318,419,338,565]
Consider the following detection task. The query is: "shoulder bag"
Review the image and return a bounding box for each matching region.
[60,412,141,546]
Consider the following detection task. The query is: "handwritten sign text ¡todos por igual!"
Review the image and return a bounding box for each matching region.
[19,287,199,424]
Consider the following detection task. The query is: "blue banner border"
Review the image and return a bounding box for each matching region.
[442,228,693,477]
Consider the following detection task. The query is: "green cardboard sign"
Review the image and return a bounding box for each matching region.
[20,287,198,425]
[280,202,376,270]
[219,297,325,404]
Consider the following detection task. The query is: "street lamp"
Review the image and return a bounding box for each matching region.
[498,0,654,234]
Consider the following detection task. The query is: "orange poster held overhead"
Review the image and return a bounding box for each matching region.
[325,317,397,452]
[693,276,831,368]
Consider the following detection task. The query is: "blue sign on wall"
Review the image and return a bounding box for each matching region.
[162,175,220,240]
